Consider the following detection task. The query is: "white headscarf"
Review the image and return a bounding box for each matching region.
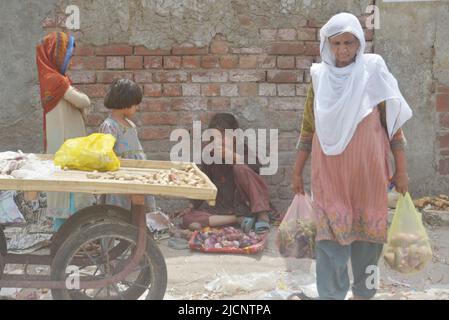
[310,12,413,155]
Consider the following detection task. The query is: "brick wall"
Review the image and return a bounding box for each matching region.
[51,17,374,213]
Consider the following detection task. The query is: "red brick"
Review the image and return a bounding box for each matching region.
[207,98,231,111]
[134,71,152,83]
[268,70,303,83]
[277,56,295,69]
[139,128,171,141]
[96,71,133,83]
[364,29,375,41]
[303,42,320,56]
[269,97,305,111]
[238,83,258,96]
[96,44,133,56]
[441,149,449,156]
[191,71,228,83]
[440,113,449,129]
[182,56,201,69]
[201,84,221,96]
[230,47,264,54]
[260,29,277,41]
[268,42,304,55]
[153,71,189,83]
[85,114,105,126]
[163,84,182,96]
[229,70,265,82]
[278,29,297,41]
[163,56,181,69]
[259,83,277,96]
[73,45,94,56]
[439,159,449,175]
[220,84,239,97]
[277,84,296,96]
[172,44,208,55]
[143,84,162,97]
[182,84,201,96]
[440,133,449,148]
[144,56,163,69]
[67,71,96,84]
[296,57,313,69]
[210,40,230,54]
[106,56,124,69]
[201,56,220,69]
[297,28,317,41]
[257,55,276,68]
[307,20,325,28]
[71,57,105,70]
[219,55,239,69]
[172,98,207,111]
[124,56,143,69]
[238,15,253,27]
[134,46,170,55]
[141,113,178,125]
[239,55,258,69]
[140,99,170,112]
[76,84,108,97]
[437,93,449,112]
[296,84,309,96]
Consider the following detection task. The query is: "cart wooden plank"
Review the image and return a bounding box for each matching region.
[0,155,217,205]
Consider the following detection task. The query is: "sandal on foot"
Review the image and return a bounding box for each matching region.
[255,220,270,234]
[241,216,256,233]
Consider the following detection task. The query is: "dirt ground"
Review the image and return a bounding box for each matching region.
[1,210,449,300]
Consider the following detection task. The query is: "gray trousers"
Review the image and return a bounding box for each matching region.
[316,240,384,300]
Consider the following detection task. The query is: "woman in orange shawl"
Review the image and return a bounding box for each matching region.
[36,32,93,230]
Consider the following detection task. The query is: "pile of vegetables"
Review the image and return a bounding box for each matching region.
[278,219,316,259]
[85,165,208,188]
[383,232,433,273]
[193,227,263,249]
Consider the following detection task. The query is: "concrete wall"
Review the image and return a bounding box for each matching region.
[0,0,447,214]
[375,0,449,196]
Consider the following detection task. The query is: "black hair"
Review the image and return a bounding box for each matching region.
[208,113,240,130]
[104,78,142,110]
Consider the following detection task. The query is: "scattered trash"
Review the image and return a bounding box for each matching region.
[146,209,172,240]
[204,271,280,295]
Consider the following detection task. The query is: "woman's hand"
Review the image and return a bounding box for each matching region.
[391,171,409,194]
[292,173,305,195]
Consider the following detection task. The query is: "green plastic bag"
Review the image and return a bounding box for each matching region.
[383,192,432,274]
[54,133,120,172]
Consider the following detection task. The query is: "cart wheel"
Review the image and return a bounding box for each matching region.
[50,205,137,256]
[51,221,167,300]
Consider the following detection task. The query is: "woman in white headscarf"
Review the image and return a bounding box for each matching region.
[291,12,412,300]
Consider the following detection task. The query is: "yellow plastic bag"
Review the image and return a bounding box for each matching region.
[383,192,432,274]
[54,133,120,172]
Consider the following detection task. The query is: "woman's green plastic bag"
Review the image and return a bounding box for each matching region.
[54,133,120,172]
[383,192,432,274]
